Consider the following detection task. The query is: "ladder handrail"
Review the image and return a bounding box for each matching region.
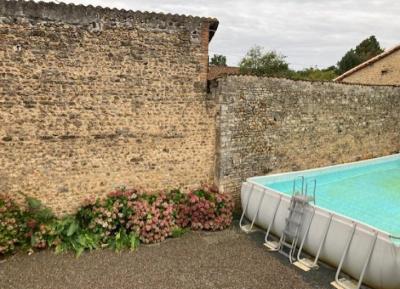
[305,179,317,205]
[296,207,316,262]
[292,176,305,195]
[289,203,306,263]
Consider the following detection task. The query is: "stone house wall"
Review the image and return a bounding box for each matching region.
[0,0,218,214]
[337,47,400,85]
[211,76,400,199]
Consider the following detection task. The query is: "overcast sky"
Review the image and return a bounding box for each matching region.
[42,0,399,69]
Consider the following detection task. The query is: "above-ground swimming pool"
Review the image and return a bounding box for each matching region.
[241,154,400,289]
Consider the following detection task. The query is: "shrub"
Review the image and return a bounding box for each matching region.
[126,193,175,244]
[20,197,56,250]
[50,216,100,256]
[0,194,22,255]
[186,185,234,231]
[167,189,191,228]
[77,189,136,244]
[0,185,234,256]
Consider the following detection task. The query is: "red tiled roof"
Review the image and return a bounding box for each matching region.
[208,66,240,80]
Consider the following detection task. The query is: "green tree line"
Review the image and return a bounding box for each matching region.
[210,35,384,81]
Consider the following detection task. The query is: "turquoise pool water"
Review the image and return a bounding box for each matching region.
[254,155,400,236]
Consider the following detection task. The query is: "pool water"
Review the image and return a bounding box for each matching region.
[255,156,400,236]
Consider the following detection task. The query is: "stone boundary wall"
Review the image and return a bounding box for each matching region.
[208,66,240,80]
[2,1,400,214]
[0,0,218,214]
[212,76,400,199]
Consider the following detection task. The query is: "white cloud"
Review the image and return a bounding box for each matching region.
[40,0,400,69]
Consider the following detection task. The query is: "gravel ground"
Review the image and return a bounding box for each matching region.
[0,224,335,289]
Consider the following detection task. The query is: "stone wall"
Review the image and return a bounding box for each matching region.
[212,76,400,199]
[0,0,218,214]
[208,66,240,80]
[337,47,400,85]
[2,1,400,214]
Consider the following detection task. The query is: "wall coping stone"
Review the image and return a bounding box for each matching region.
[0,0,219,39]
[216,74,400,89]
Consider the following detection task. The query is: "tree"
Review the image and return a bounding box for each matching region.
[336,49,361,75]
[337,36,384,74]
[239,46,290,77]
[355,35,383,61]
[291,67,338,81]
[210,54,227,66]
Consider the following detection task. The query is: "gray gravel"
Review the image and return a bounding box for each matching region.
[0,224,335,289]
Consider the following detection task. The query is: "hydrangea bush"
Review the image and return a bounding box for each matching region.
[185,185,234,231]
[0,185,233,257]
[77,189,136,243]
[127,194,175,244]
[21,197,56,250]
[0,195,22,255]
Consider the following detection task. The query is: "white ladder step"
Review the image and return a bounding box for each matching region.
[283,229,297,239]
[286,218,301,226]
[281,239,293,248]
[290,207,305,214]
[293,194,314,203]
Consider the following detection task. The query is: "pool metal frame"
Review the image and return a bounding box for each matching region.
[240,154,400,289]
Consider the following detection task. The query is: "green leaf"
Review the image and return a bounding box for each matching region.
[55,243,68,255]
[129,233,139,251]
[30,235,36,247]
[67,220,79,237]
[75,246,84,257]
[171,227,187,238]
[26,197,42,210]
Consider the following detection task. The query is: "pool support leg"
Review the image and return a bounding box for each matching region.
[240,185,266,233]
[264,195,282,251]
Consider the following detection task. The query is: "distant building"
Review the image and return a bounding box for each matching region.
[334,44,400,85]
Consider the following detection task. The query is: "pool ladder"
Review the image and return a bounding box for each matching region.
[265,176,316,264]
[240,177,315,236]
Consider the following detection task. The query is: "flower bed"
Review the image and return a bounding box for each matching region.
[0,185,233,256]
